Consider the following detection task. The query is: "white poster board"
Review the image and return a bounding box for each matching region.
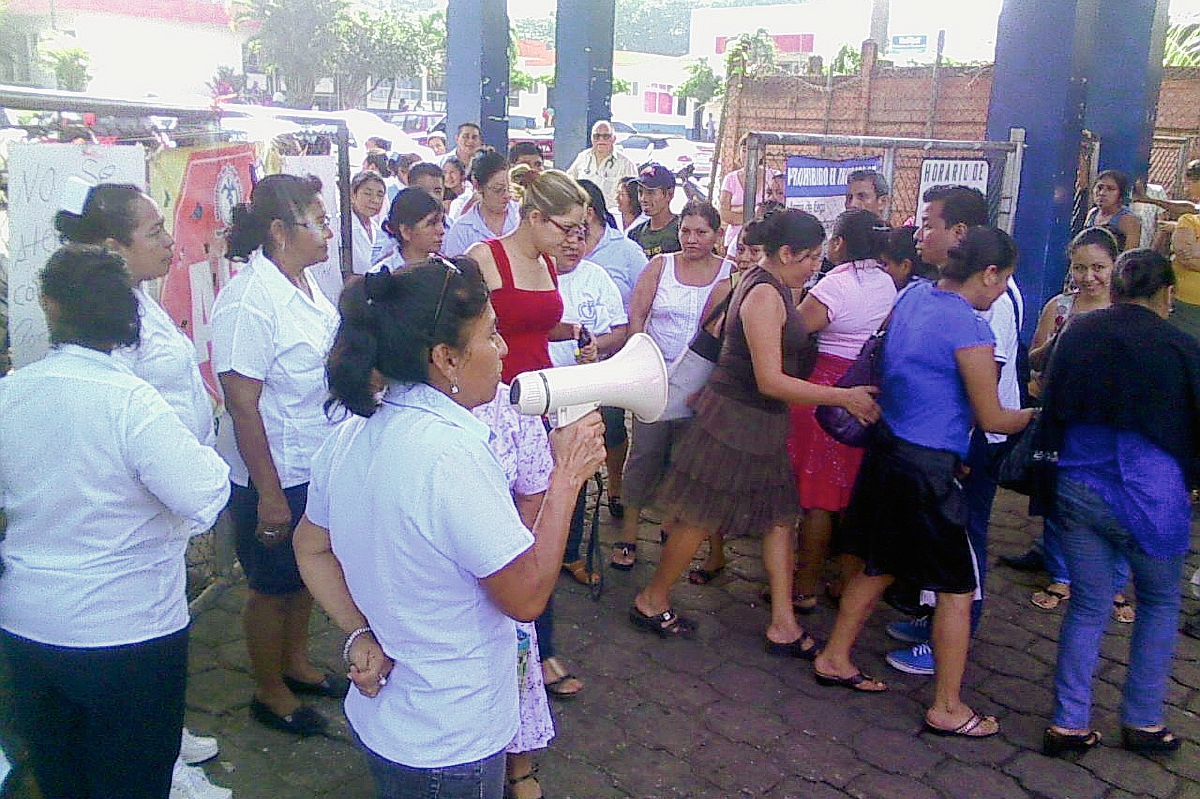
[915,158,990,226]
[280,155,344,305]
[7,143,146,367]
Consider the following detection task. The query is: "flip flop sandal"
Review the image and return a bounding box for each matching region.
[813,669,887,692]
[765,633,819,660]
[1113,598,1136,624]
[506,765,544,799]
[562,559,600,586]
[924,712,1000,738]
[628,605,697,638]
[1032,584,1070,610]
[688,565,726,585]
[610,542,637,571]
[542,659,583,699]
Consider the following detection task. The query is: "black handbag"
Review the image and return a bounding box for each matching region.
[996,409,1053,496]
[814,313,890,448]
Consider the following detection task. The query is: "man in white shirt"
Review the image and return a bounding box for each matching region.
[437,122,484,169]
[565,120,638,210]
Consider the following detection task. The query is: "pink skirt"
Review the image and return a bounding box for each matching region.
[787,352,867,512]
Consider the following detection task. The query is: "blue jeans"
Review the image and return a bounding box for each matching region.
[363,746,506,799]
[1042,515,1130,592]
[1052,478,1185,730]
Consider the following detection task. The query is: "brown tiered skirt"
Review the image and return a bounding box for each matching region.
[652,385,800,537]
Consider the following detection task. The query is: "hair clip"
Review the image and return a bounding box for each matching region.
[59,176,95,216]
[364,266,391,305]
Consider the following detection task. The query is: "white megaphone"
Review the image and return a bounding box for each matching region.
[510,332,668,427]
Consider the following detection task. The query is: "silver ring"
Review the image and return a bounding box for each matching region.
[378,675,388,687]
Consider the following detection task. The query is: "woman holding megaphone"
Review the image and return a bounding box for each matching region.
[630,210,881,648]
[294,259,605,799]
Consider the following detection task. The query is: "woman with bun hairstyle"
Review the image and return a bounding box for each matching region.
[630,210,880,649]
[210,173,345,736]
[444,151,520,256]
[814,227,1033,739]
[1039,249,1200,757]
[789,209,896,611]
[52,182,233,794]
[294,259,604,798]
[0,245,229,799]
[372,187,445,272]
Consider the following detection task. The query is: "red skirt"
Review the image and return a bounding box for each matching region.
[787,352,867,512]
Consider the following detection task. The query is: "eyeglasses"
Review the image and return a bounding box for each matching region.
[592,132,613,140]
[430,255,462,336]
[292,217,331,233]
[546,217,587,238]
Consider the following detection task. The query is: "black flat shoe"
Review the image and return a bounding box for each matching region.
[282,672,350,698]
[1000,549,1045,573]
[1042,728,1102,757]
[249,699,328,736]
[628,605,696,638]
[765,633,819,660]
[1122,726,1181,754]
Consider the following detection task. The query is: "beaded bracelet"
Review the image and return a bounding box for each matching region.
[342,626,372,664]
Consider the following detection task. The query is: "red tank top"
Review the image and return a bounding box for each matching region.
[485,239,563,383]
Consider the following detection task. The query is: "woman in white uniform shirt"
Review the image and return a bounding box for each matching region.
[351,171,387,275]
[0,245,230,799]
[52,182,230,796]
[293,259,605,799]
[371,187,445,272]
[211,174,345,737]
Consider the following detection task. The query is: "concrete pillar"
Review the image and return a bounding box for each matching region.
[446,0,510,153]
[553,0,616,169]
[985,0,1167,337]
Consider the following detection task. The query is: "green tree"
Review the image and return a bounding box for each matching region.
[335,9,424,108]
[676,58,722,138]
[1165,23,1200,67]
[233,0,346,108]
[827,43,861,76]
[40,44,91,92]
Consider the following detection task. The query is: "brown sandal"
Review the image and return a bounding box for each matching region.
[1032,583,1070,610]
[506,765,544,799]
[562,559,600,586]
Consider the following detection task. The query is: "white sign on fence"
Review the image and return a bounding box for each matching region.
[915,158,990,227]
[7,143,146,368]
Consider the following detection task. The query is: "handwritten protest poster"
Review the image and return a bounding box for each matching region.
[7,143,145,368]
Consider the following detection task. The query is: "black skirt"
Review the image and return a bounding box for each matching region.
[839,427,977,595]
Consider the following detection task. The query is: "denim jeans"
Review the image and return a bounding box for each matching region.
[1052,478,1185,730]
[363,746,506,799]
[1042,514,1131,592]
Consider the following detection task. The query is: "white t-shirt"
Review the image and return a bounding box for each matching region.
[0,345,230,647]
[115,287,215,446]
[810,261,897,360]
[306,382,533,768]
[210,252,339,488]
[980,278,1024,445]
[550,260,628,367]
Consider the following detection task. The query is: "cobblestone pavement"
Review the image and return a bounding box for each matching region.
[172,491,1200,798]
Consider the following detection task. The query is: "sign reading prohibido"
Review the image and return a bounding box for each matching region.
[783,155,884,230]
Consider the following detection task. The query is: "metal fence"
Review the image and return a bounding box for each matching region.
[740,129,1026,233]
[1149,135,1200,196]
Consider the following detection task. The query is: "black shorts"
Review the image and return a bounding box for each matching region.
[600,406,628,449]
[228,481,309,595]
[840,429,976,595]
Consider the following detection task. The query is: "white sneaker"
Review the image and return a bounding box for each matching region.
[170,760,232,799]
[179,728,219,765]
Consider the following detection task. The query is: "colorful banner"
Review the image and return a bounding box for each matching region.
[783,155,884,230]
[7,143,145,368]
[150,143,256,402]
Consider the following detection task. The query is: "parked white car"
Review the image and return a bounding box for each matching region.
[617,134,713,178]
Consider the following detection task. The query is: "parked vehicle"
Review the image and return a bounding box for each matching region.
[618,134,713,178]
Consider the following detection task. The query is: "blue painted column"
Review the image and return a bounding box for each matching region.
[446,0,510,152]
[1083,0,1169,178]
[553,0,615,169]
[986,0,1168,337]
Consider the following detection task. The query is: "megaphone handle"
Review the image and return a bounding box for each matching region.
[549,402,600,428]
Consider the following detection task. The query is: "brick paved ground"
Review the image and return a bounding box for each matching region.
[8,490,1200,798]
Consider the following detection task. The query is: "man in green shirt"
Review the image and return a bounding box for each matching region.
[629,164,681,259]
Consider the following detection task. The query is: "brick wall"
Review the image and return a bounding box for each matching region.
[721,49,1200,222]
